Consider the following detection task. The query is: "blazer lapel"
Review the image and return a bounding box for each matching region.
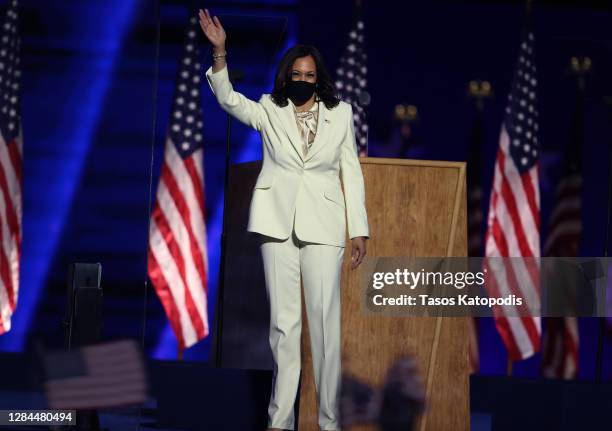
[303,100,330,162]
[275,100,306,163]
[269,97,331,163]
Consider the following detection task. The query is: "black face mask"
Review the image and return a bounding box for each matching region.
[286,80,316,106]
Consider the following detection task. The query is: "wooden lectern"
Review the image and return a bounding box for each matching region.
[215,157,469,430]
[298,157,469,431]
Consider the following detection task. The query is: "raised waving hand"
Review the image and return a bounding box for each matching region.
[198,8,225,50]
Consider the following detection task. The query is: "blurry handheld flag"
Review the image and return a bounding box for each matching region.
[42,339,147,410]
[334,10,369,156]
[483,20,542,361]
[0,0,22,336]
[147,14,210,351]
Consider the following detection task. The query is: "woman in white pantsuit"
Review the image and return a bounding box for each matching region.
[199,8,369,431]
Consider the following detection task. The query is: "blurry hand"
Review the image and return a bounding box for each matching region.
[340,356,426,431]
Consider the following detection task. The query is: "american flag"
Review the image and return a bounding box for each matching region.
[484,26,541,361]
[148,15,209,351]
[334,12,369,156]
[467,112,485,373]
[541,92,584,379]
[0,0,22,336]
[43,340,147,409]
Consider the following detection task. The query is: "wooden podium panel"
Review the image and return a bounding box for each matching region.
[298,157,469,431]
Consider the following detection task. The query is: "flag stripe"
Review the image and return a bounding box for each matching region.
[485,255,541,347]
[0,139,21,248]
[483,250,529,359]
[0,141,21,294]
[0,189,16,311]
[544,220,581,254]
[486,224,541,359]
[542,318,578,378]
[520,166,540,234]
[149,226,196,348]
[0,2,22,335]
[184,155,206,224]
[547,196,580,226]
[7,137,22,185]
[151,200,204,342]
[164,145,209,300]
[158,157,208,336]
[147,248,187,350]
[498,134,538,256]
[47,387,146,409]
[44,340,147,410]
[183,155,210,284]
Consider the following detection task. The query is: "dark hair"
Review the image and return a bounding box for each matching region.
[270,44,341,110]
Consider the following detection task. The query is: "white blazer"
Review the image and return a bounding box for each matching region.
[205,64,369,247]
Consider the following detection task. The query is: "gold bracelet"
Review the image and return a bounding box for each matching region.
[212,51,227,59]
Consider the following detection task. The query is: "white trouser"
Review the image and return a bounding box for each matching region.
[258,226,344,431]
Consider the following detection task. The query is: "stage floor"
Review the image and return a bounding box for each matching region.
[1,353,611,431]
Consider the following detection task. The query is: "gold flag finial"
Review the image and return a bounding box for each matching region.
[468,80,493,111]
[569,56,592,91]
[394,104,418,123]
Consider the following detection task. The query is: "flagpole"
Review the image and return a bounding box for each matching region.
[213,110,232,368]
[393,104,418,159]
[599,93,612,382]
[567,56,596,382]
[467,80,492,375]
[526,0,533,16]
[214,70,243,367]
[468,80,492,113]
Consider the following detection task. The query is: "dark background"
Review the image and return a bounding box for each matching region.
[0,0,611,381]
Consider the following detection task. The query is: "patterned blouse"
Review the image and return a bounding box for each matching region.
[290,98,319,158]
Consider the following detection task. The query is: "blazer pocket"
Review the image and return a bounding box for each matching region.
[254,174,276,190]
[323,188,346,208]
